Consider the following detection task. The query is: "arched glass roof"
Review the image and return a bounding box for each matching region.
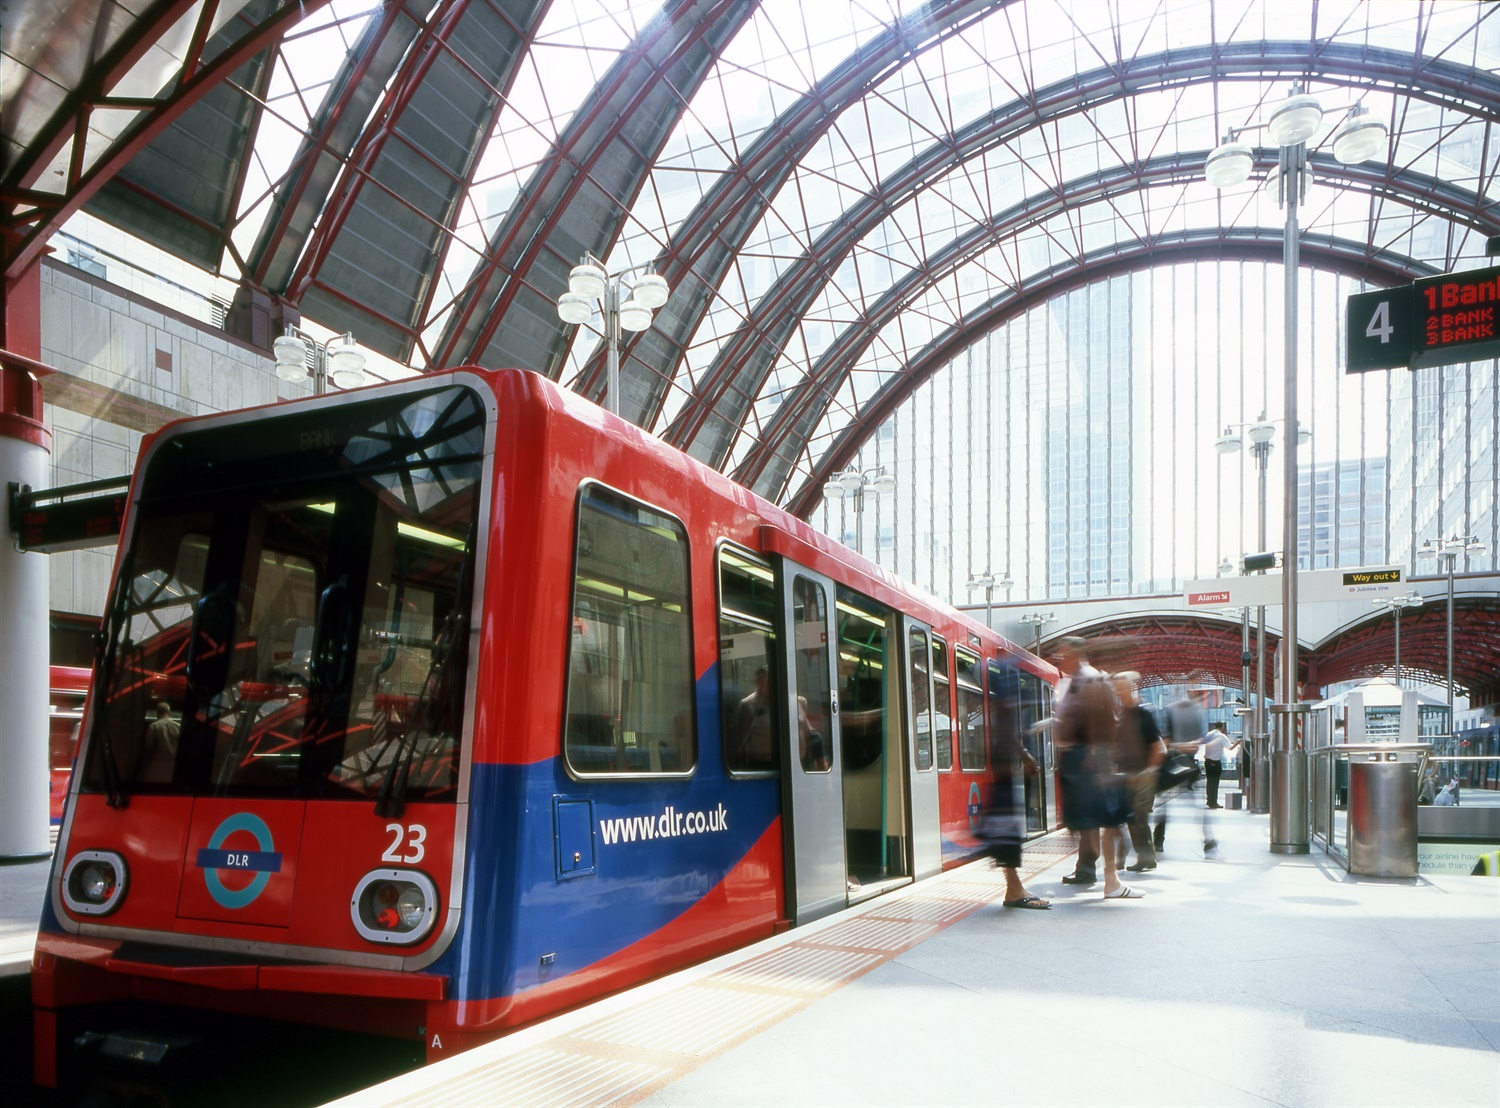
[6,0,1499,512]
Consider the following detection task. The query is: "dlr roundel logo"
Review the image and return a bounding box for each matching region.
[195,812,283,909]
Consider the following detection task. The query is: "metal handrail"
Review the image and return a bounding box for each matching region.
[1306,742,1432,756]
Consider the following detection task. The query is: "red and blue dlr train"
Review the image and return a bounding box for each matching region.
[34,368,1055,1085]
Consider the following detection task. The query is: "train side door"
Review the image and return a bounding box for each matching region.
[777,565,846,924]
[902,620,942,879]
[1018,672,1053,832]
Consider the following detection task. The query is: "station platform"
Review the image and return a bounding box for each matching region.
[333,793,1499,1107]
[5,796,1496,1105]
[1,850,49,979]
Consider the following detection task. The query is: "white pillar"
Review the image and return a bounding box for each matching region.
[0,431,51,858]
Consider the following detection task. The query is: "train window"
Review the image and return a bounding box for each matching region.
[565,485,695,777]
[83,384,484,804]
[987,659,1026,767]
[908,629,933,771]
[932,636,952,771]
[792,577,833,773]
[955,648,985,771]
[719,548,780,774]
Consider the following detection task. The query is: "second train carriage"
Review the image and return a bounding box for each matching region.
[34,368,1056,1084]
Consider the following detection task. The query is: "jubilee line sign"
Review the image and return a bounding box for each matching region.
[1347,264,1500,373]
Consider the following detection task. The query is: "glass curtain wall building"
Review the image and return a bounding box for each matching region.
[816,264,1494,603]
[23,0,1500,614]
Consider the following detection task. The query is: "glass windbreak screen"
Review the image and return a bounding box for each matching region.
[84,385,484,802]
[564,486,694,775]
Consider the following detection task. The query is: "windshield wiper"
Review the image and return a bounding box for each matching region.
[374,620,453,819]
[94,558,136,808]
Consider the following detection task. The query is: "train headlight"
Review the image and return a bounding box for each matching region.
[396,887,426,929]
[62,851,127,916]
[351,869,438,945]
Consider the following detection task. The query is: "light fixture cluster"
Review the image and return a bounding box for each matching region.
[822,465,897,501]
[557,255,670,333]
[1213,418,1309,454]
[1419,534,1488,562]
[966,572,1013,591]
[1206,88,1388,190]
[273,328,367,392]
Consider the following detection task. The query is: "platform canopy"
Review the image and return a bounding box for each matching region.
[5,0,1500,514]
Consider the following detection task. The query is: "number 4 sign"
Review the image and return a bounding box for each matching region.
[1346,286,1414,373]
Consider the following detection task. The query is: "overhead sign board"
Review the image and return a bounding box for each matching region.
[1184,566,1404,609]
[1347,265,1500,373]
[13,491,126,553]
[1346,286,1414,373]
[1184,575,1280,608]
[1411,264,1500,369]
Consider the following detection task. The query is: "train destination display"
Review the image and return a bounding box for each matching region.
[1411,264,1500,368]
[1347,263,1500,372]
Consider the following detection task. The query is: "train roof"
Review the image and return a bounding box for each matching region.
[130,366,1056,682]
[512,369,1055,682]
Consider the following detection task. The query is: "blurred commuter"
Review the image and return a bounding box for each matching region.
[1110,672,1164,873]
[1156,690,1207,853]
[984,661,1048,909]
[1053,639,1139,898]
[1162,690,1221,858]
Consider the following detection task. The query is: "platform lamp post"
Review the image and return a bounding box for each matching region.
[1215,416,1309,815]
[1019,610,1056,657]
[556,254,670,418]
[273,326,367,395]
[965,572,1012,629]
[1419,535,1487,745]
[1372,594,1423,688]
[1206,84,1386,852]
[822,466,897,559]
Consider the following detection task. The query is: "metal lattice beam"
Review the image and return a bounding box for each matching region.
[246,0,429,293]
[428,0,753,388]
[569,0,1005,419]
[777,229,1433,514]
[659,40,1500,471]
[4,0,325,284]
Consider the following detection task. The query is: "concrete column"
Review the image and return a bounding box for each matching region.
[2,256,54,858]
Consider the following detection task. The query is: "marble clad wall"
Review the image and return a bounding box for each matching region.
[37,259,303,621]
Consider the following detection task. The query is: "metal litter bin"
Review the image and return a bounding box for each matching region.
[1346,749,1419,878]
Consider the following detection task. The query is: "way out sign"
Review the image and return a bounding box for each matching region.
[1346,286,1414,372]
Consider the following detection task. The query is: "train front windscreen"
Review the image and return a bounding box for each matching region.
[81,384,485,807]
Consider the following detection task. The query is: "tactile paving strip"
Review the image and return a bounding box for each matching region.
[800,915,939,952]
[390,1048,669,1108]
[569,984,801,1057]
[862,895,974,924]
[709,944,887,995]
[369,837,1074,1107]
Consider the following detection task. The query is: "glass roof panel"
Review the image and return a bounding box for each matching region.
[39,0,1497,485]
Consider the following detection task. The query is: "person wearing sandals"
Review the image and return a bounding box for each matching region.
[984,660,1049,910]
[1053,638,1142,899]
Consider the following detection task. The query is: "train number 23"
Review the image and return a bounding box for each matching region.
[382,823,427,863]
